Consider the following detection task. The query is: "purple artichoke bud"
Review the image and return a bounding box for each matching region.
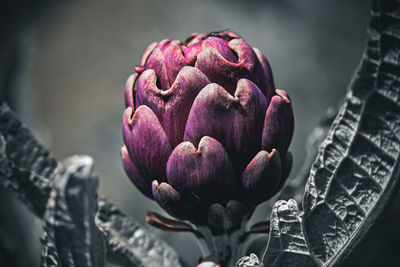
[122,31,294,230]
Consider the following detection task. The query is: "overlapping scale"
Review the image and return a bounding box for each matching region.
[122,31,295,230]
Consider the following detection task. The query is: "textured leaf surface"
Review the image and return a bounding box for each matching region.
[263,200,316,267]
[40,156,105,267]
[0,102,184,267]
[302,0,400,265]
[97,198,182,267]
[0,103,59,217]
[260,0,400,266]
[236,253,262,267]
[274,107,337,206]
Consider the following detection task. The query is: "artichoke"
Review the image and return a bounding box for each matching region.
[122,31,294,231]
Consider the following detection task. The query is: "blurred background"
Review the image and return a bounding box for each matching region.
[2,0,399,266]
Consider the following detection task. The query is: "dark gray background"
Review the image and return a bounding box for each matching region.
[2,0,398,266]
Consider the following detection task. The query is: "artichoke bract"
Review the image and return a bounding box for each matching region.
[122,31,294,231]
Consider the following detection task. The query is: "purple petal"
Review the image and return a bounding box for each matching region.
[216,31,242,40]
[184,79,268,171]
[124,74,138,109]
[135,69,163,118]
[184,35,238,67]
[161,40,186,85]
[121,145,152,198]
[202,37,237,62]
[145,46,170,89]
[228,39,273,102]
[166,136,235,205]
[139,42,158,67]
[122,107,135,152]
[182,42,202,66]
[195,46,246,94]
[253,47,275,101]
[152,181,204,222]
[122,106,172,182]
[136,67,210,146]
[241,149,282,205]
[262,89,294,154]
[184,33,207,46]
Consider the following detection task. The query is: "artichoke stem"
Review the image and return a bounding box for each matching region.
[195,223,247,267]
